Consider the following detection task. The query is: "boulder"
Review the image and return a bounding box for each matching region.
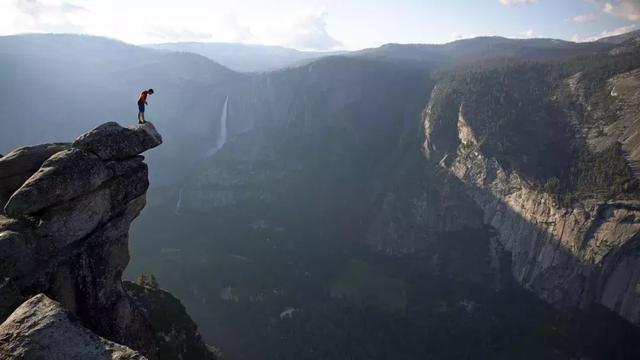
[4,123,160,216]
[4,149,111,217]
[0,143,69,210]
[0,294,146,360]
[73,122,162,160]
[0,143,70,177]
[34,157,148,249]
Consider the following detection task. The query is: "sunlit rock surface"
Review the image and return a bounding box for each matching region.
[0,294,146,360]
[423,68,640,324]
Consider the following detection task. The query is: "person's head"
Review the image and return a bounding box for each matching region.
[148,88,154,95]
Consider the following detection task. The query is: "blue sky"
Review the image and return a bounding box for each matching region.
[0,0,638,50]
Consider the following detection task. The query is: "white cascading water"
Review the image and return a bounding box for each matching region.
[206,96,229,157]
[175,188,184,215]
[176,96,229,215]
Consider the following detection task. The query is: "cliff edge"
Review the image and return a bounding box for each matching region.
[0,122,215,359]
[422,60,640,325]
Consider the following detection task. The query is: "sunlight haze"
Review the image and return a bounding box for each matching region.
[1,0,639,49]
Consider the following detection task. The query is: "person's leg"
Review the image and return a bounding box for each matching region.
[137,102,145,124]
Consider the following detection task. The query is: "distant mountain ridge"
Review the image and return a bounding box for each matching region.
[146,41,346,72]
[596,29,640,44]
[146,32,633,73]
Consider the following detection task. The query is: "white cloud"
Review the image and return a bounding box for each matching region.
[14,0,86,17]
[499,0,537,5]
[1,2,342,50]
[282,12,341,51]
[582,23,637,41]
[12,0,88,32]
[590,0,640,21]
[604,1,640,21]
[572,13,598,22]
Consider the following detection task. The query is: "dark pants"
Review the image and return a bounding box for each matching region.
[138,101,145,113]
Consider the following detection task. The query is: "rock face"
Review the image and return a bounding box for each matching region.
[422,67,640,325]
[124,282,218,360]
[607,69,640,179]
[447,129,640,320]
[73,122,164,161]
[0,294,146,360]
[0,143,70,210]
[0,122,215,359]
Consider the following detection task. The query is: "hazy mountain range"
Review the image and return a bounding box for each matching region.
[2,30,640,359]
[146,41,346,72]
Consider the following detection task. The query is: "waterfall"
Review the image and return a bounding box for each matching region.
[177,96,229,215]
[175,188,183,215]
[206,96,229,157]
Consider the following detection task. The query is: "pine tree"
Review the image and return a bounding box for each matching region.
[136,273,148,287]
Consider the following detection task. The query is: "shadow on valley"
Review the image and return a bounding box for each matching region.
[126,46,640,359]
[127,119,640,360]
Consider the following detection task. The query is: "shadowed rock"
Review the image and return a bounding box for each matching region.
[0,294,146,360]
[0,143,69,210]
[0,231,34,279]
[124,282,218,360]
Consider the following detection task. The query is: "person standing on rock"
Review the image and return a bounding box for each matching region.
[137,88,154,124]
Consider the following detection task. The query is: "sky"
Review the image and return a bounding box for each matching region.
[0,0,639,50]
